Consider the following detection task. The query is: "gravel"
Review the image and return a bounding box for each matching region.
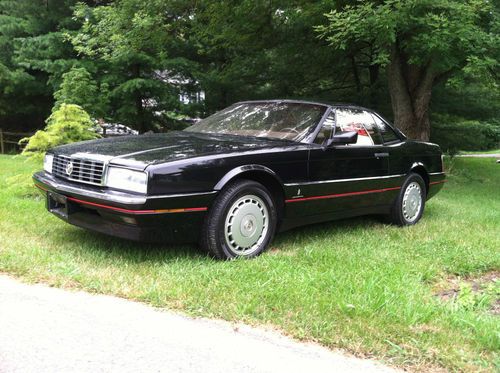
[0,275,399,373]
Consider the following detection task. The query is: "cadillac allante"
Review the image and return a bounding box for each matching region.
[33,100,446,259]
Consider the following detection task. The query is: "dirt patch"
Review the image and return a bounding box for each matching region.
[434,270,499,315]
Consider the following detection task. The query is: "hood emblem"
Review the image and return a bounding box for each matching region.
[66,162,74,176]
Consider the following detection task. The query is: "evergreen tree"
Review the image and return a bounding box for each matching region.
[70,0,196,132]
[54,66,108,118]
[0,0,80,130]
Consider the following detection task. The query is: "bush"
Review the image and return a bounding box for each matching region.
[431,115,500,154]
[20,104,100,160]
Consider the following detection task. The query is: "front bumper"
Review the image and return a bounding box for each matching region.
[33,171,216,243]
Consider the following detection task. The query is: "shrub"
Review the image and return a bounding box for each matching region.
[431,115,500,154]
[20,104,100,160]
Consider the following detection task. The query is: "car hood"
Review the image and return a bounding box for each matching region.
[51,131,294,170]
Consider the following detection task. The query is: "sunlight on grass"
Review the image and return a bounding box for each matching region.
[0,154,498,371]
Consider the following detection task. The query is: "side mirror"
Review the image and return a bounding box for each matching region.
[326,131,358,147]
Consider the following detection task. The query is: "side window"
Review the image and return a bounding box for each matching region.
[313,114,335,145]
[372,114,400,143]
[335,108,374,146]
[362,111,383,145]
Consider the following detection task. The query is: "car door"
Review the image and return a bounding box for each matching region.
[369,112,406,205]
[303,107,390,215]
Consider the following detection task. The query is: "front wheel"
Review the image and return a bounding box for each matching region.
[389,173,426,226]
[200,180,277,260]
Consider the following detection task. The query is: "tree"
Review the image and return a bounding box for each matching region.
[70,0,197,132]
[317,0,499,140]
[190,1,356,113]
[1,0,498,148]
[0,0,81,131]
[54,66,108,118]
[21,103,100,159]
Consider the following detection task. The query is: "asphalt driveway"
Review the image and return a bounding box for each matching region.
[0,275,399,373]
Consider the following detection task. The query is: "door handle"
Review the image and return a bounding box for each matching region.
[374,152,389,158]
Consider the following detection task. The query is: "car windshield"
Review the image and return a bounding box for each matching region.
[185,102,326,142]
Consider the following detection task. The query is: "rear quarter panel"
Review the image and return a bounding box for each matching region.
[387,140,445,199]
[388,140,443,174]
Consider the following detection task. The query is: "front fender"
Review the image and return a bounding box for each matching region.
[214,164,282,190]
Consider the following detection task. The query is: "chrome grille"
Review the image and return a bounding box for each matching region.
[52,155,105,186]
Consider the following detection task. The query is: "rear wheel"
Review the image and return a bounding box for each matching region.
[389,173,426,226]
[201,180,277,259]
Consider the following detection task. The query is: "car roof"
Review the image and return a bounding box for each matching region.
[235,99,373,112]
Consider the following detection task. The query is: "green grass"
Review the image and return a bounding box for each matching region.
[0,154,499,371]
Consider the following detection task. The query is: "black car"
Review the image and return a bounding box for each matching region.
[33,100,446,259]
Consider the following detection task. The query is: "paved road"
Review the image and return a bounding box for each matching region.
[456,154,500,158]
[0,275,399,373]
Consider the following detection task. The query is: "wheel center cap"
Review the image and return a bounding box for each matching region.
[240,215,256,237]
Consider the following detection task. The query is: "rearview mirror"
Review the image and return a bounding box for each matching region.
[326,131,358,146]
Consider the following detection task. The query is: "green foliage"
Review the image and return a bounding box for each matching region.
[431,115,500,154]
[449,280,500,313]
[69,0,192,132]
[54,66,108,118]
[317,0,497,73]
[20,104,100,159]
[0,0,79,131]
[191,1,348,110]
[431,80,500,123]
[316,0,499,139]
[0,0,498,141]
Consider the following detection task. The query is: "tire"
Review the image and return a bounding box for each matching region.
[200,179,278,260]
[389,173,426,226]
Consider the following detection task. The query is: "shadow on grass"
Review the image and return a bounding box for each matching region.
[50,213,393,263]
[44,197,448,266]
[274,214,387,246]
[54,226,208,263]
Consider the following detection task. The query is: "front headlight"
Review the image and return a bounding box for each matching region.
[105,167,148,194]
[44,154,53,173]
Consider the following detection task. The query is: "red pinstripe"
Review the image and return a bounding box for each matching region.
[34,184,207,214]
[285,186,401,203]
[429,180,447,185]
[286,178,447,204]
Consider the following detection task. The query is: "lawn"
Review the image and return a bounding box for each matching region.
[0,154,498,372]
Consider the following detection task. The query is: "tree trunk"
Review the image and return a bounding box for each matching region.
[368,64,380,107]
[386,45,434,141]
[350,55,362,93]
[132,63,145,133]
[135,94,144,133]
